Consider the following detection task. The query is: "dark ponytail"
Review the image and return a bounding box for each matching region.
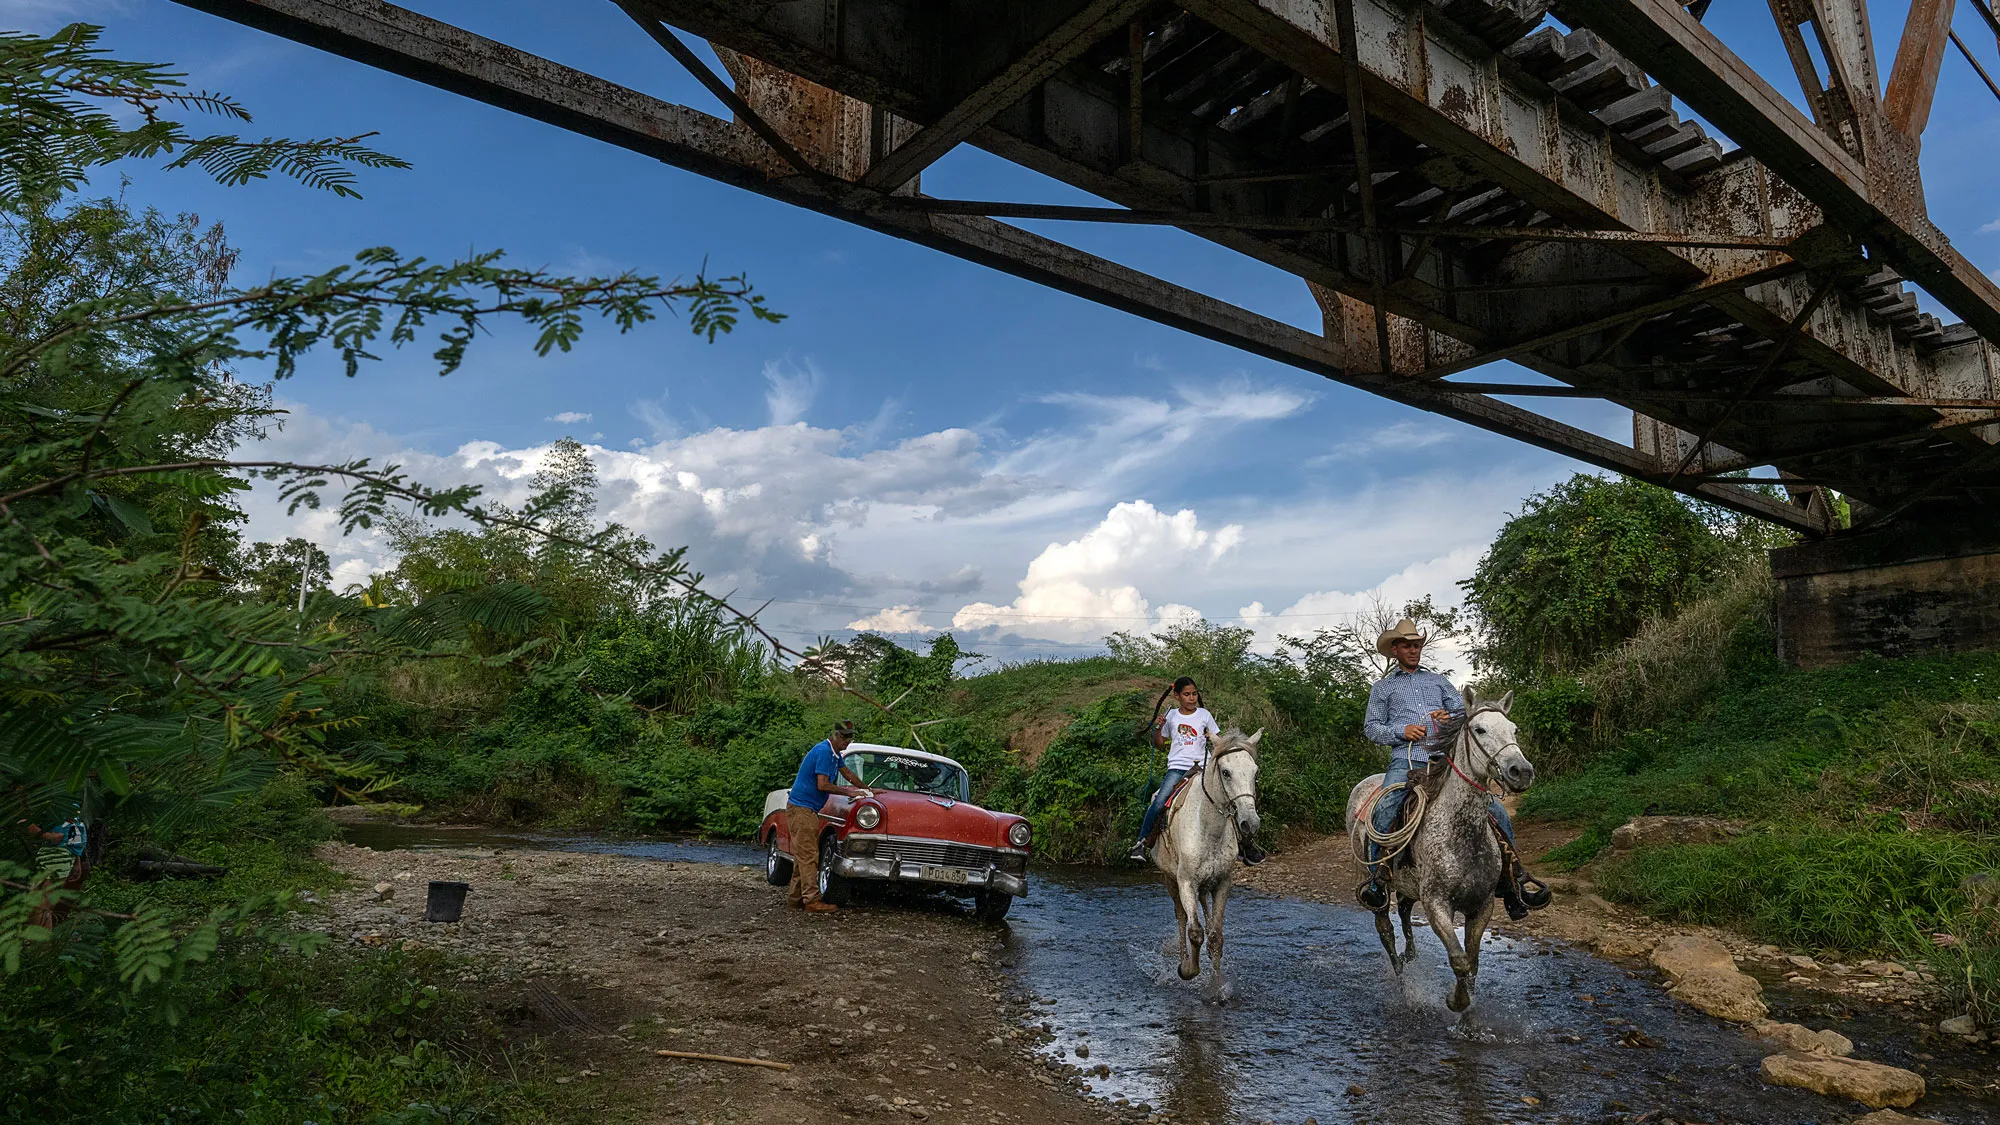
[1140,676,1204,738]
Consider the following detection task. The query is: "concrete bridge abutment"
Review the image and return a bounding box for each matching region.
[1771,523,2000,668]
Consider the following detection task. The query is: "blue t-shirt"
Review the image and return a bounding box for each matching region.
[786,740,844,811]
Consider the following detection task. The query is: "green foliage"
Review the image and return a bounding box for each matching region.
[0,940,564,1122]
[1461,473,1768,682]
[1600,828,2000,953]
[0,24,407,210]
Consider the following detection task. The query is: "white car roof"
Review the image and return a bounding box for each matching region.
[842,742,965,770]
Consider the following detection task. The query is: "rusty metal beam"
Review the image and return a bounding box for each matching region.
[1883,0,1956,140]
[1443,383,2000,410]
[886,197,1802,248]
[1667,275,1839,485]
[1558,0,2000,343]
[1950,28,2000,104]
[859,0,1148,192]
[1416,260,1806,380]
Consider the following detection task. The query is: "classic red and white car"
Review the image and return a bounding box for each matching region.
[760,743,1032,921]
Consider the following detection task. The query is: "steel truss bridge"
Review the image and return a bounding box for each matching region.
[176,0,2000,538]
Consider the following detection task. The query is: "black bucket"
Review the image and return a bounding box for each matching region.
[425,880,470,922]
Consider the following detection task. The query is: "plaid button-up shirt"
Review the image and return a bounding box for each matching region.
[1363,667,1465,765]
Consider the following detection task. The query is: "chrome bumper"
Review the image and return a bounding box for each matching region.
[832,855,1028,897]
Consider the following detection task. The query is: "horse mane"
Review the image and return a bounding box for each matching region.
[1212,726,1259,758]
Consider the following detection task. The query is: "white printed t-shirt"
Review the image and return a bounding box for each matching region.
[1160,707,1221,772]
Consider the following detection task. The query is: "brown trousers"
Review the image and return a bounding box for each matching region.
[786,804,822,906]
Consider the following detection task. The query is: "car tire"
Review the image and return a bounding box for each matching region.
[817,834,852,906]
[764,830,793,887]
[973,889,1012,924]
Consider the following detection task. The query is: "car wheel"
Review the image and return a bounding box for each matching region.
[973,889,1012,924]
[764,831,793,887]
[817,834,852,906]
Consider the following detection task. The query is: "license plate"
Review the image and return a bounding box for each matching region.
[922,865,968,884]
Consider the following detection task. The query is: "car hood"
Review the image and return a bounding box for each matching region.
[826,789,1025,849]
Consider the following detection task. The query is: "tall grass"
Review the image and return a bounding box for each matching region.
[1579,562,1776,747]
[1601,829,2000,952]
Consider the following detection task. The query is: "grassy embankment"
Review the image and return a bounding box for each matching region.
[0,776,583,1123]
[347,629,1384,866]
[1514,569,2000,1020]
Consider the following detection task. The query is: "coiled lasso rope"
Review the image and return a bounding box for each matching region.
[1349,780,1429,869]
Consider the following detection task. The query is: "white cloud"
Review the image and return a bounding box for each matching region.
[846,605,939,634]
[548,410,593,424]
[1237,546,1486,673]
[1981,218,2000,234]
[1314,419,1452,462]
[951,501,1243,642]
[763,359,820,426]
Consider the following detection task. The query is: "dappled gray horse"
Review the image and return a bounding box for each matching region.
[1344,691,1534,1013]
[1154,728,1262,982]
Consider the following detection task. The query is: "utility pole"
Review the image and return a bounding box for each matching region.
[296,540,312,615]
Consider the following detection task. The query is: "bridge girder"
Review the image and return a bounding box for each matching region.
[170,0,2000,536]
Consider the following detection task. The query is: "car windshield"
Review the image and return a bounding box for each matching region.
[843,751,969,800]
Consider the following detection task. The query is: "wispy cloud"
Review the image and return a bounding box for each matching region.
[1313,420,1451,463]
[764,358,821,426]
[1981,218,2000,235]
[548,410,593,424]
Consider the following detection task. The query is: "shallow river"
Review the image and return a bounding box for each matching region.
[344,823,1990,1124]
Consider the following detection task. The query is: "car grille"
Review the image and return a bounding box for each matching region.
[873,838,996,869]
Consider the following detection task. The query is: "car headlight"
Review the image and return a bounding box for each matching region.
[1007,820,1031,848]
[854,802,882,830]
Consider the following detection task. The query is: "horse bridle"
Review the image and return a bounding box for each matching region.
[1198,744,1258,812]
[1439,705,1519,795]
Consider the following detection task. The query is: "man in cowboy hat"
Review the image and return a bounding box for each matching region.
[1358,619,1543,920]
[785,720,870,913]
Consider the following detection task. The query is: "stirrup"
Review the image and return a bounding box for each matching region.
[1357,879,1389,912]
[1518,872,1552,910]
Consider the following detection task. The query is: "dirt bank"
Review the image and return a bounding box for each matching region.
[310,841,1124,1125]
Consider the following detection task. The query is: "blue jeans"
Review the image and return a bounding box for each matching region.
[1367,754,1516,878]
[1138,768,1189,842]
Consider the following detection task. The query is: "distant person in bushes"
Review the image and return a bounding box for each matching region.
[1126,677,1267,866]
[785,719,870,913]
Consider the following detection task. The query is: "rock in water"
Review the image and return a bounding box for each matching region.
[1851,1110,1946,1125]
[1650,935,1767,1022]
[1937,1014,1978,1037]
[1749,1019,1854,1057]
[1758,1054,1925,1109]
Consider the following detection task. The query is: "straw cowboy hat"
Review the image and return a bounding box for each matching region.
[1375,618,1425,657]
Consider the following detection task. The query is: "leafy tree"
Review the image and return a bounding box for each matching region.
[234,536,331,606]
[1459,473,1755,682]
[0,25,778,989]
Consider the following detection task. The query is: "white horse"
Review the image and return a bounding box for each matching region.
[1153,728,1262,982]
[1344,690,1534,1013]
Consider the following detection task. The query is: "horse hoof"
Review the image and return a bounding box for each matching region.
[1178,963,1200,982]
[1448,985,1472,1013]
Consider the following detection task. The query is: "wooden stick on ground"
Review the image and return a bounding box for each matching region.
[654,1049,794,1071]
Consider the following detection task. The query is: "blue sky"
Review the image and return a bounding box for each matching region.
[14,1,1998,663]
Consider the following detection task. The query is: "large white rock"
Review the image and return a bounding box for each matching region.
[1749,1020,1854,1057]
[1758,1053,1925,1109]
[1650,935,1767,1022]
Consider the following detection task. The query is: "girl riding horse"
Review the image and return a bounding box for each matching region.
[1128,677,1266,866]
